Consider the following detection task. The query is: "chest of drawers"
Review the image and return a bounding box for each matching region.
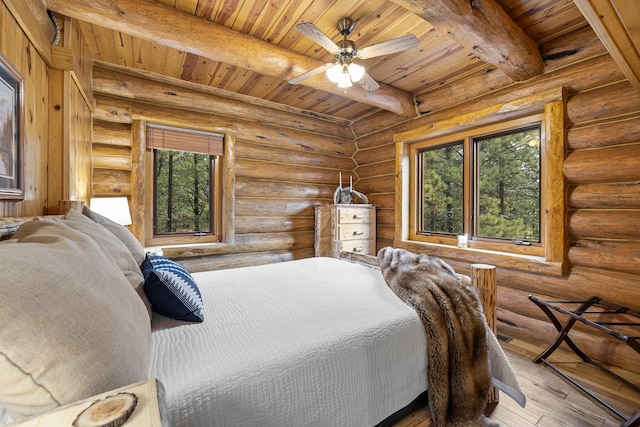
[314,204,376,257]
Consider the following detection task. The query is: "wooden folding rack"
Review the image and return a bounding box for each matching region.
[528,295,640,427]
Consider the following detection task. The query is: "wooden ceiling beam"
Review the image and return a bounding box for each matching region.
[391,0,544,81]
[573,0,640,92]
[45,0,419,118]
[91,62,355,140]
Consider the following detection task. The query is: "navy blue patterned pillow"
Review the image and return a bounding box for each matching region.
[142,255,204,322]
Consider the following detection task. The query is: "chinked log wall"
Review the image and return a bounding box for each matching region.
[91,64,356,271]
[352,25,640,373]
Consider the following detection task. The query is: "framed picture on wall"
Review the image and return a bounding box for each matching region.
[0,53,24,200]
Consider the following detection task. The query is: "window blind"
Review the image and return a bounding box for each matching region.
[147,124,223,156]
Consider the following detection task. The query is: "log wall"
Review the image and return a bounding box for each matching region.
[0,1,50,216]
[353,25,640,372]
[91,65,356,270]
[0,2,92,217]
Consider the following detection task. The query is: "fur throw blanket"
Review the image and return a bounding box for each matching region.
[378,247,496,427]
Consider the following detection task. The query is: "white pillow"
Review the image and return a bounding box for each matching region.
[0,220,151,421]
[61,209,150,317]
[82,205,146,266]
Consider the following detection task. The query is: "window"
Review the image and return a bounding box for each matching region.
[475,125,541,242]
[145,124,224,246]
[412,117,543,256]
[396,88,567,274]
[416,121,542,252]
[154,150,213,235]
[419,141,464,235]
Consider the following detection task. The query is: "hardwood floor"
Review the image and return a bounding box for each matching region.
[394,338,640,427]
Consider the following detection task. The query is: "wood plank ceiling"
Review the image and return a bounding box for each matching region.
[50,0,594,122]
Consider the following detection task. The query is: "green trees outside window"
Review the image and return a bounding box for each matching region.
[154,149,212,235]
[419,125,541,242]
[476,126,540,241]
[420,142,463,235]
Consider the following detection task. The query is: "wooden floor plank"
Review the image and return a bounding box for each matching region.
[393,337,640,427]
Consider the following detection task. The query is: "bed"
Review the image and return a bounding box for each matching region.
[0,208,525,427]
[152,256,428,426]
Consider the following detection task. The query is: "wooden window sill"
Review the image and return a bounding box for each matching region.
[146,242,231,259]
[394,239,565,276]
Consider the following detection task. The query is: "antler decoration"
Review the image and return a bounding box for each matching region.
[334,172,369,204]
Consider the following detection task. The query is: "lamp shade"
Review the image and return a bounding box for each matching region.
[337,71,353,88]
[89,197,132,225]
[326,59,364,88]
[348,63,365,82]
[326,63,343,83]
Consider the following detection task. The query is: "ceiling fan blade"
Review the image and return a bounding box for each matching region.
[288,63,334,85]
[359,72,380,92]
[357,34,419,59]
[295,22,341,54]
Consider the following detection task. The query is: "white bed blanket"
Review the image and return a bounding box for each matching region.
[150,257,523,427]
[151,257,427,426]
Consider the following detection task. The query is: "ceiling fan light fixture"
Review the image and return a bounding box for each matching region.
[337,71,353,88]
[327,57,363,88]
[291,18,418,92]
[348,62,365,83]
[326,63,343,83]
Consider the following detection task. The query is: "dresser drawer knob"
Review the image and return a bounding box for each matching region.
[353,215,362,219]
[353,247,364,252]
[352,231,364,236]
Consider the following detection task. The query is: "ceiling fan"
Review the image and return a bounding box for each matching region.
[288,18,419,91]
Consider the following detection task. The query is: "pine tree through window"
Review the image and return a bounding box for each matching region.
[475,126,540,242]
[146,124,224,244]
[406,111,548,257]
[154,149,212,235]
[417,124,541,243]
[419,142,464,235]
